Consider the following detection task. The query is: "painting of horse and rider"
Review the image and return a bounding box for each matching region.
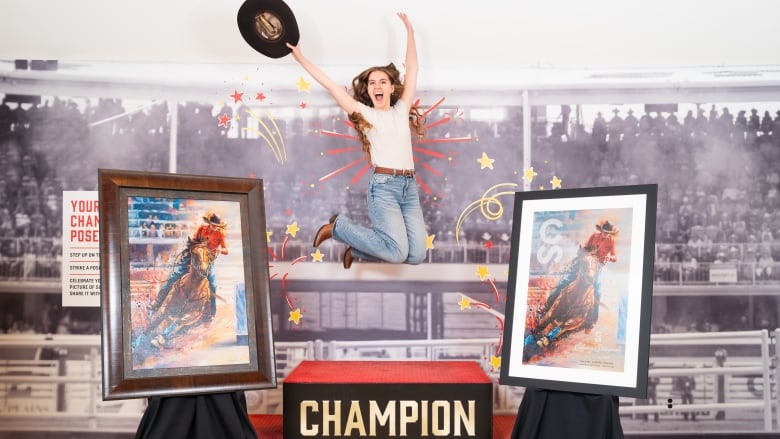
[126,197,250,370]
[500,185,656,398]
[520,208,634,372]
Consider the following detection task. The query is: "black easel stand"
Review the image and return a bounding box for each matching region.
[135,391,258,439]
[511,388,624,439]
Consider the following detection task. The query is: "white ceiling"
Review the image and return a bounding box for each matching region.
[2,0,779,69]
[2,0,780,101]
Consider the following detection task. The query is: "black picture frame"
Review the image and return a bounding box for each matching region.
[500,184,657,398]
[99,169,276,400]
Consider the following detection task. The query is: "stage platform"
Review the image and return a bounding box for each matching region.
[282,360,494,438]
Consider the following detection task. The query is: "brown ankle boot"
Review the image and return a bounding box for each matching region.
[343,247,354,269]
[313,223,333,247]
[313,215,338,247]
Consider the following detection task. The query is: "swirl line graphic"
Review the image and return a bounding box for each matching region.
[455,183,518,245]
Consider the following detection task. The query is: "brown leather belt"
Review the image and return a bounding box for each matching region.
[374,166,415,177]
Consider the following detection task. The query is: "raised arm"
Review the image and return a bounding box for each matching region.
[397,12,418,112]
[286,43,361,115]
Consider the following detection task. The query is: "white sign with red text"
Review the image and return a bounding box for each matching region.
[61,191,100,307]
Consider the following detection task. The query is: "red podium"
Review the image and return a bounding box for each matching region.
[283,360,493,438]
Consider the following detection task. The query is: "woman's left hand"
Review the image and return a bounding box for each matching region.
[397,12,413,32]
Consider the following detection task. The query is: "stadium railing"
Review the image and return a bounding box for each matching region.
[0,331,778,433]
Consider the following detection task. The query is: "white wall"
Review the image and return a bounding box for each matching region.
[1,0,778,69]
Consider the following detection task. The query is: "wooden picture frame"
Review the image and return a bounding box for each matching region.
[500,184,657,398]
[99,169,276,400]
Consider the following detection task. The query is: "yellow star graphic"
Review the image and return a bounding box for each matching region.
[458,296,472,310]
[288,308,302,324]
[476,265,490,281]
[310,249,324,262]
[296,76,311,92]
[426,234,436,249]
[477,152,495,170]
[550,175,562,189]
[523,167,538,183]
[490,355,501,370]
[266,230,273,242]
[286,221,299,238]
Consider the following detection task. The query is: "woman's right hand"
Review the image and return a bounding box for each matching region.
[286,42,303,63]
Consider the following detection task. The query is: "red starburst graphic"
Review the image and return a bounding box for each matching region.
[230,89,244,103]
[268,232,308,329]
[256,92,267,101]
[315,97,472,194]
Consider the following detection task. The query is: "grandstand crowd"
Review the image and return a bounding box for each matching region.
[2,94,780,334]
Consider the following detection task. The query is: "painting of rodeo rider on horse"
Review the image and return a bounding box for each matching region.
[125,197,250,371]
[521,209,634,372]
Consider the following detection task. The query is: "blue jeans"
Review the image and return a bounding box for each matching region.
[332,172,427,264]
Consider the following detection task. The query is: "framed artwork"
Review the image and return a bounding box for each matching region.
[99,169,276,400]
[500,184,657,398]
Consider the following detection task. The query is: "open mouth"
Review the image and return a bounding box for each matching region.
[374,92,384,103]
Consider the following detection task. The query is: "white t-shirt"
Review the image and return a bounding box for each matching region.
[357,101,415,170]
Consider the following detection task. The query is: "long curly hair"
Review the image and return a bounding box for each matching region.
[348,63,426,163]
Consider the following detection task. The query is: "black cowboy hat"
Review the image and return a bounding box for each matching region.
[596,220,619,234]
[237,0,299,58]
[203,213,227,228]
